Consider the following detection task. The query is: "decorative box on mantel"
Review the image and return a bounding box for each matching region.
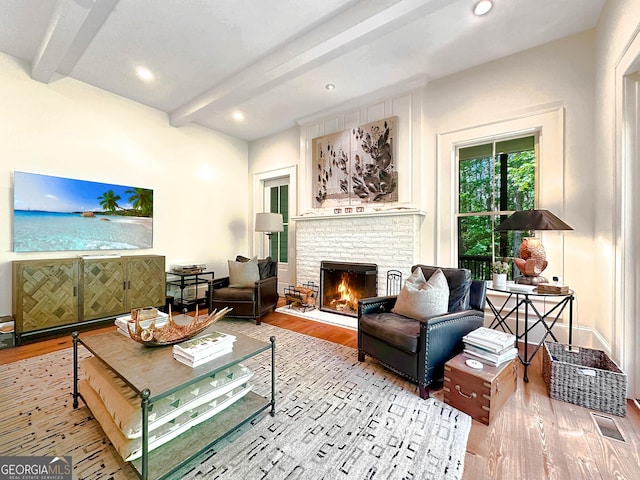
[293,208,426,296]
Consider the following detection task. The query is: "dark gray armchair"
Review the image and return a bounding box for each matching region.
[357,265,486,399]
[210,256,278,325]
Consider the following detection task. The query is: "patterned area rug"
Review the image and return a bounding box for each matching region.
[0,320,471,480]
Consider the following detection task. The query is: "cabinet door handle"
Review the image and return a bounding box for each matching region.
[455,384,477,399]
[73,286,77,297]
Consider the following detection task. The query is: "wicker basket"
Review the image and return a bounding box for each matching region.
[542,341,627,416]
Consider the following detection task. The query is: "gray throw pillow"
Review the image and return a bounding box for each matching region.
[392,268,449,320]
[257,256,273,279]
[228,256,260,288]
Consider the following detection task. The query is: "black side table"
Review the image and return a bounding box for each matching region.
[165,271,215,312]
[486,283,574,382]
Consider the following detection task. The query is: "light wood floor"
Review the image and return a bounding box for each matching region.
[2,308,639,480]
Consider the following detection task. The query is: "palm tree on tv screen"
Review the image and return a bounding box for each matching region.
[126,187,153,217]
[97,190,121,212]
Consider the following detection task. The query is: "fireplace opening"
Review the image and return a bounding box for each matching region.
[320,261,378,317]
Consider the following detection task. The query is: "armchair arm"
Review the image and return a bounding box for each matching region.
[417,308,485,385]
[358,295,398,315]
[256,275,278,312]
[256,275,278,296]
[211,277,230,289]
[469,280,487,311]
[418,308,484,326]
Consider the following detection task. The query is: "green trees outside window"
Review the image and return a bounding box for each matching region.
[457,135,536,279]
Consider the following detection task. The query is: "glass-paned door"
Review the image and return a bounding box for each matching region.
[264,178,288,263]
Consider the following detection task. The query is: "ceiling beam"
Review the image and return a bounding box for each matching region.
[31,0,118,83]
[169,0,449,127]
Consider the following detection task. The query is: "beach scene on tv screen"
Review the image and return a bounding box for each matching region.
[13,171,153,252]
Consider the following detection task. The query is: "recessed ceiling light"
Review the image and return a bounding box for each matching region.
[325,83,335,91]
[232,110,245,122]
[473,0,493,16]
[135,66,155,82]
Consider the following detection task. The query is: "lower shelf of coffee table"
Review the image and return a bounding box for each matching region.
[130,391,272,479]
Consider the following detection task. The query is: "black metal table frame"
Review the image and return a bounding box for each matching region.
[72,331,276,480]
[486,286,574,382]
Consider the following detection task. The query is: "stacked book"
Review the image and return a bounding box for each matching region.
[171,264,206,274]
[115,311,169,337]
[173,331,237,367]
[462,327,518,367]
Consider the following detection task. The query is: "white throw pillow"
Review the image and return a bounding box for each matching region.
[392,268,449,320]
[228,256,260,288]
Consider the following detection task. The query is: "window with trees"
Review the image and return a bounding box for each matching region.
[457,135,536,279]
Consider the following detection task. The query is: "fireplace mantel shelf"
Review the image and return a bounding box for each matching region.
[292,207,426,221]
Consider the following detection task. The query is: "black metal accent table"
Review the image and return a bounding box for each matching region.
[485,284,574,382]
[165,270,215,312]
[72,324,276,480]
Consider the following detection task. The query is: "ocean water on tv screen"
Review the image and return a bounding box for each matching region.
[13,210,152,252]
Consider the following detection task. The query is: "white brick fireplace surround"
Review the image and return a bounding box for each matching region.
[293,209,425,296]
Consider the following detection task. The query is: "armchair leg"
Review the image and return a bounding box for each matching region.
[255,317,262,325]
[418,384,430,399]
[357,351,365,362]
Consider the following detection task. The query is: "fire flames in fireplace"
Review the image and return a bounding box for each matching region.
[327,272,359,314]
[320,261,378,317]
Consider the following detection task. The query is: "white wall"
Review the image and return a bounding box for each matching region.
[424,30,598,335]
[593,0,640,396]
[0,53,250,316]
[248,126,300,255]
[250,31,608,345]
[248,126,300,180]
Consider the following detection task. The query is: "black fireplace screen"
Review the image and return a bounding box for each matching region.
[319,261,378,317]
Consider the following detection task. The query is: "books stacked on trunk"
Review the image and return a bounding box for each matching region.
[173,331,237,367]
[462,327,518,367]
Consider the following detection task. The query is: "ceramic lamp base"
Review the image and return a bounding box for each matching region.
[515,275,548,285]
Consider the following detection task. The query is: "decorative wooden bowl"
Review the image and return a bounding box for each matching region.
[127,306,232,346]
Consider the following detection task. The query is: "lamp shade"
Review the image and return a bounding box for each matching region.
[495,209,572,232]
[255,212,284,233]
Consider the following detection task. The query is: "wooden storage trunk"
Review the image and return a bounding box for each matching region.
[443,353,517,425]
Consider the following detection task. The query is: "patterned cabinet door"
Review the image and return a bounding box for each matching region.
[125,255,166,310]
[82,258,126,321]
[12,259,79,333]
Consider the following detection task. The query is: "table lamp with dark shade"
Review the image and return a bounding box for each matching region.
[495,209,572,285]
[255,212,283,257]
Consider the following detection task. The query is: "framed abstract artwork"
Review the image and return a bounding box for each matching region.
[312,116,397,208]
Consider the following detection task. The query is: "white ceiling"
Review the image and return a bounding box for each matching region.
[0,0,605,141]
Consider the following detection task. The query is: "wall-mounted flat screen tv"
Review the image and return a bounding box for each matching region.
[13,171,153,252]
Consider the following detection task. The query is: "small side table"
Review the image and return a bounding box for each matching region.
[485,283,574,382]
[443,353,517,425]
[165,271,215,312]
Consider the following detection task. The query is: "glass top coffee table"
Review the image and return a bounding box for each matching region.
[72,325,275,480]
